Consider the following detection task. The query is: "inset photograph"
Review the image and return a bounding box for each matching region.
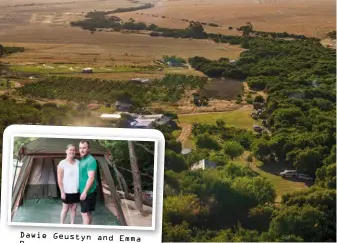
[10,137,156,229]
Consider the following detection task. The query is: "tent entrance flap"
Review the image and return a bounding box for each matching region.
[24,157,59,200]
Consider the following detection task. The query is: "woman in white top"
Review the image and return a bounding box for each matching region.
[57,144,80,224]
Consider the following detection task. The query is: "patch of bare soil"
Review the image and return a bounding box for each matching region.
[176,123,192,146]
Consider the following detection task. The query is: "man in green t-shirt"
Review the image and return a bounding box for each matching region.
[78,140,97,225]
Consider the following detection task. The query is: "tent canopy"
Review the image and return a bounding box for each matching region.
[20,137,108,155]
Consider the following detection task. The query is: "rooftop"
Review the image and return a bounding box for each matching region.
[100,113,122,119]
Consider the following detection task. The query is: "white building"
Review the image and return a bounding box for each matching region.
[82,67,93,73]
[190,159,216,171]
[130,114,171,128]
[99,112,172,129]
[100,113,123,120]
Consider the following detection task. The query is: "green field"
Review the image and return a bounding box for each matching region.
[96,105,115,113]
[233,152,308,203]
[178,109,256,130]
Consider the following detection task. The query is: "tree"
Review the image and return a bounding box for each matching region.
[162,221,192,242]
[294,149,322,176]
[187,22,206,39]
[254,95,265,103]
[215,119,225,128]
[0,44,3,57]
[163,194,207,225]
[223,141,244,160]
[128,141,144,215]
[232,176,276,205]
[209,151,230,166]
[247,205,275,232]
[195,133,220,150]
[267,204,329,242]
[165,150,188,172]
[115,113,132,128]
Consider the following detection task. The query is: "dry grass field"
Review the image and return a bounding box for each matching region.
[0,29,242,66]
[118,0,335,38]
[0,0,334,70]
[0,0,243,67]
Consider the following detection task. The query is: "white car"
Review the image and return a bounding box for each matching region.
[298,174,314,181]
[280,170,298,178]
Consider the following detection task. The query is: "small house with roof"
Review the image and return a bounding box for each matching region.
[115,98,132,112]
[190,159,216,171]
[129,114,172,129]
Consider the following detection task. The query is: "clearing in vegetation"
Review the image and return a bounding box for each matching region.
[178,107,255,131]
[233,153,309,203]
[199,79,243,100]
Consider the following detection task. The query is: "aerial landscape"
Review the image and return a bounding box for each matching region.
[0,0,336,241]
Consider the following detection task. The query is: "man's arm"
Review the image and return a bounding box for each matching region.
[81,171,95,195]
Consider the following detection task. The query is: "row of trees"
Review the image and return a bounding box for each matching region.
[70,13,320,48]
[17,74,207,108]
[0,44,24,57]
[86,3,154,17]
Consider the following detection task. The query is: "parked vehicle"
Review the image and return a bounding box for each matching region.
[280,170,298,178]
[253,124,263,132]
[298,174,314,181]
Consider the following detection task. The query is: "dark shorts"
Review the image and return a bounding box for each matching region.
[62,193,80,204]
[80,191,97,213]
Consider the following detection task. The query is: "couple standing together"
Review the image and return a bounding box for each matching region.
[57,140,97,225]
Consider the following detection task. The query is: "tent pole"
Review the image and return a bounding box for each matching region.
[12,145,24,191]
[11,157,34,220]
[12,157,20,191]
[11,156,31,211]
[98,158,128,226]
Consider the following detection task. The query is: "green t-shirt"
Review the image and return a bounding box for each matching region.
[79,154,97,194]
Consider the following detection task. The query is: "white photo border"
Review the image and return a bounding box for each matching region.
[1,125,165,234]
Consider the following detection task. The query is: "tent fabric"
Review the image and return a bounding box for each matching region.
[23,158,58,199]
[22,138,108,155]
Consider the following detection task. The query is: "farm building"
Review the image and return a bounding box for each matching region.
[82,67,93,73]
[190,159,216,171]
[166,61,185,67]
[100,113,123,120]
[129,114,172,129]
[115,100,132,112]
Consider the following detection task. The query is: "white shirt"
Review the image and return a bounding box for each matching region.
[58,159,80,194]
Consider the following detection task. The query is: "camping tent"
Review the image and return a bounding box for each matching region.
[11,137,127,226]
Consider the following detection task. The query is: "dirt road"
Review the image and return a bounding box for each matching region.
[176,123,193,148]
